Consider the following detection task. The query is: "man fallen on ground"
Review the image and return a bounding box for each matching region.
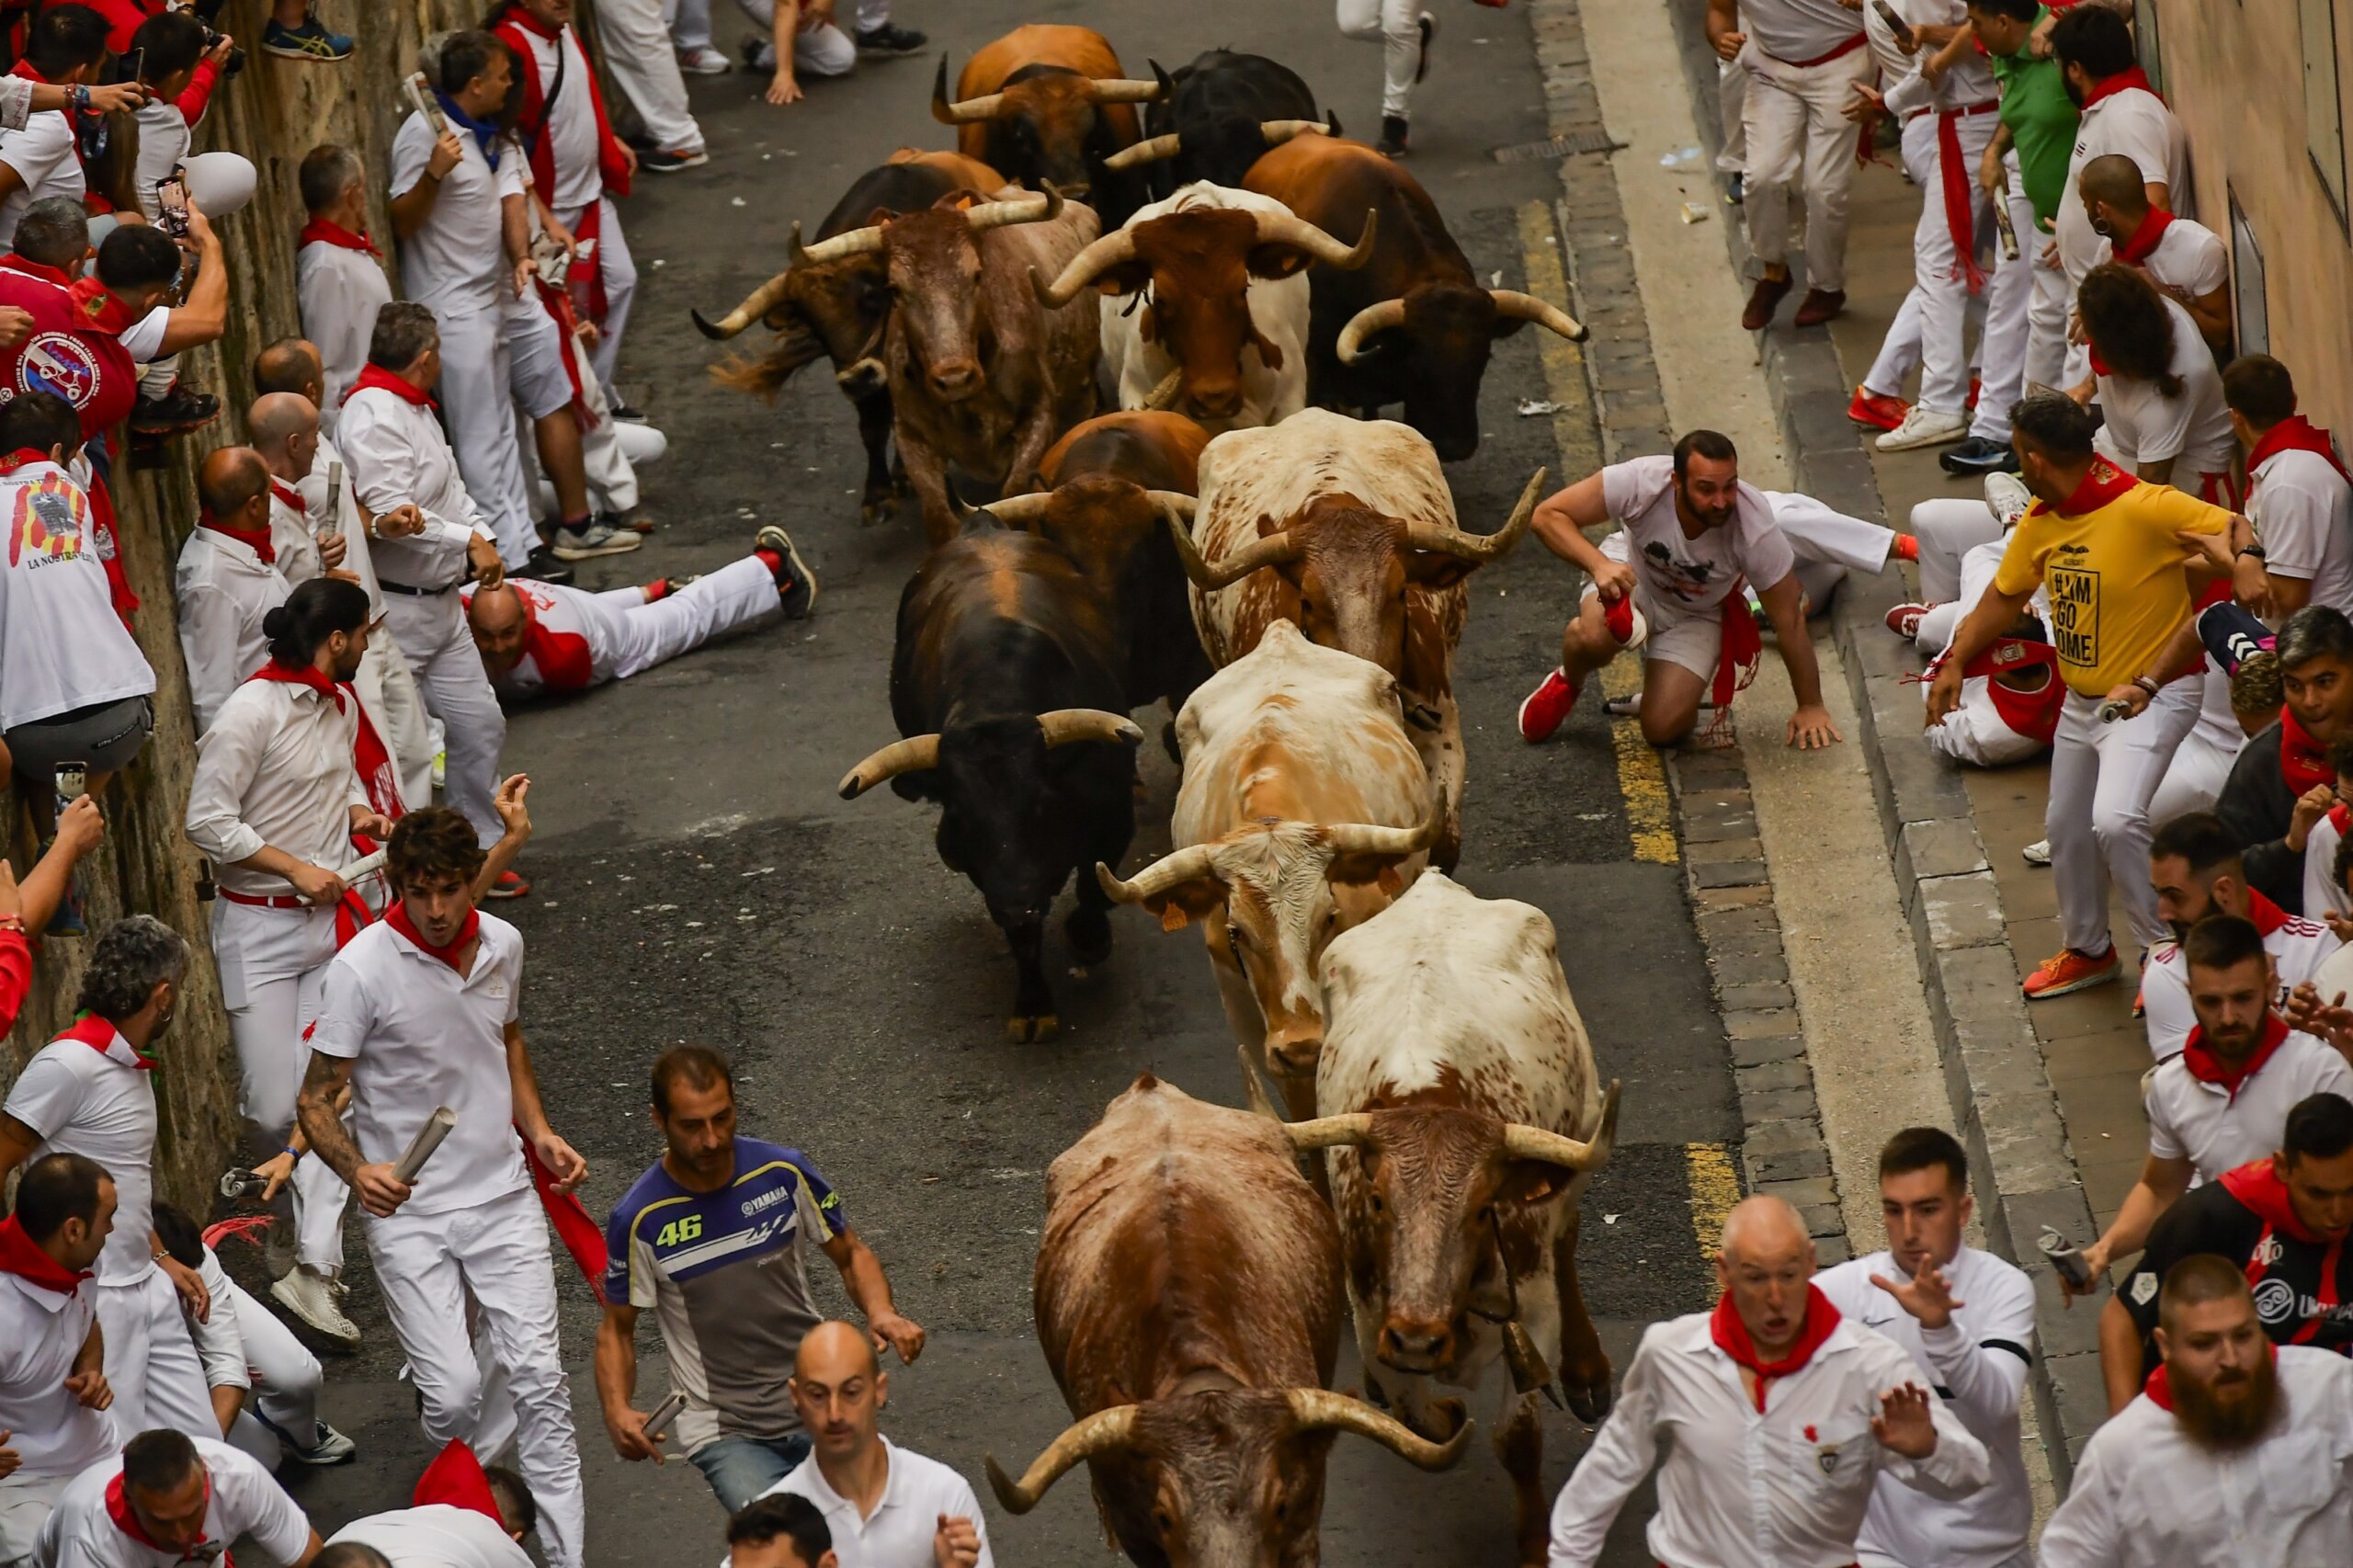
[2041,1254,2353,1567]
[2142,812,2340,1060]
[1518,430,1841,750]
[322,1438,539,1568]
[31,1427,320,1568]
[1547,1196,1988,1568]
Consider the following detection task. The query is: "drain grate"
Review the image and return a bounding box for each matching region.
[1491,130,1624,164]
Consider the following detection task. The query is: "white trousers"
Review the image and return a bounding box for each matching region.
[0,1473,70,1566]
[1773,491,1893,608]
[597,0,706,154]
[368,1187,584,1568]
[1905,108,2000,414]
[672,0,885,49]
[609,555,779,679]
[356,628,435,818]
[96,1269,215,1442]
[1717,58,1748,174]
[2148,657,2246,826]
[209,900,349,1272]
[1336,0,1422,120]
[1860,116,1941,400]
[1916,536,2015,657]
[733,0,858,74]
[434,307,540,571]
[1969,178,2044,443]
[2050,681,2203,953]
[1911,495,2009,604]
[519,321,656,518]
[558,198,638,392]
[1740,41,1875,291]
[385,591,507,849]
[212,1274,325,1463]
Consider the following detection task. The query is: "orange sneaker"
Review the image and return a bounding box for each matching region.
[2023,946,2120,999]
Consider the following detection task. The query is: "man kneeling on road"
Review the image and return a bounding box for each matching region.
[1518,430,1842,750]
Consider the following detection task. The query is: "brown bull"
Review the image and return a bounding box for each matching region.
[991,1074,1469,1568]
[794,186,1101,543]
[933,25,1165,225]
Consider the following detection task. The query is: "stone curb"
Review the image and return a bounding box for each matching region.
[1649,0,2107,1487]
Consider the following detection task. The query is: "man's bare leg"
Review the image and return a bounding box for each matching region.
[1636,660,1710,747]
[1559,594,1627,683]
[533,407,593,523]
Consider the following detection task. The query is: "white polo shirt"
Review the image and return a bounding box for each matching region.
[33,1438,311,1568]
[751,1439,995,1568]
[2056,84,2189,284]
[297,242,393,437]
[0,110,84,252]
[2,1028,156,1288]
[1814,1247,2036,1568]
[0,1270,115,1482]
[2131,215,2229,301]
[2094,297,2239,482]
[390,113,526,321]
[329,1504,533,1568]
[2038,1345,2353,1568]
[337,387,487,592]
[1738,0,1864,66]
[0,460,156,731]
[184,676,368,901]
[173,527,291,735]
[2144,1023,2353,1177]
[2142,897,2341,1059]
[2252,446,2353,614]
[312,914,529,1217]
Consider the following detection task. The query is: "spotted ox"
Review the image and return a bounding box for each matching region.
[690,151,1003,525]
[932,25,1166,227]
[1244,135,1586,461]
[1118,50,1336,197]
[989,1073,1469,1568]
[1031,182,1375,432]
[1283,872,1620,1568]
[1097,623,1438,1119]
[1171,409,1540,869]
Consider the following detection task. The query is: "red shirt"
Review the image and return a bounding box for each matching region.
[81,0,166,53]
[0,256,138,442]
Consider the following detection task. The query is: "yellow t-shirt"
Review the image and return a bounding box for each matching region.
[1991,473,2234,698]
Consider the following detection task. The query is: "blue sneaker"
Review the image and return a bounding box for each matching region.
[263,13,354,62]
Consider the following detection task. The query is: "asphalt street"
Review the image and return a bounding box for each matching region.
[236,3,1747,1562]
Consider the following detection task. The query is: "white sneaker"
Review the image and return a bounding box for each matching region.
[272,1267,361,1348]
[1876,406,1970,451]
[676,44,731,74]
[1984,471,2034,530]
[2021,837,2052,867]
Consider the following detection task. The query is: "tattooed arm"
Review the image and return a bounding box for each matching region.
[297,1051,410,1218]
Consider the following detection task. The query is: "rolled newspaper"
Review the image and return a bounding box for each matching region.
[320,461,343,541]
[406,74,449,134]
[1991,165,2020,262]
[642,1390,689,1442]
[392,1106,458,1186]
[341,847,387,885]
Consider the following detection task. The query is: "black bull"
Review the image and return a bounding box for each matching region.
[1137,49,1330,195]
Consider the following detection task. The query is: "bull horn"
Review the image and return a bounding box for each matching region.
[1033,227,1142,307]
[1501,1079,1622,1173]
[1088,62,1171,104]
[984,1405,1142,1513]
[795,222,887,267]
[980,493,1055,527]
[930,55,1006,125]
[837,734,941,800]
[1254,208,1378,270]
[1144,491,1197,543]
[1239,1042,1283,1121]
[1096,844,1217,906]
[1259,118,1331,147]
[1038,709,1145,749]
[691,265,796,340]
[1322,799,1445,860]
[1285,1389,1473,1471]
[1102,132,1182,173]
[1404,466,1547,563]
[1278,1113,1375,1153]
[1176,524,1302,591]
[1490,288,1590,343]
[1336,297,1408,364]
[968,184,1064,233]
[1140,366,1187,412]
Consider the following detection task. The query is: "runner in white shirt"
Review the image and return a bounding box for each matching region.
[1547,1196,1989,1568]
[31,1432,318,1568]
[2080,271,2238,495]
[2050,7,2187,297]
[250,397,337,593]
[2040,1256,2353,1568]
[299,807,589,1568]
[2143,813,2341,1059]
[745,1323,989,1568]
[1519,434,1839,751]
[0,918,214,1445]
[323,1437,539,1568]
[295,146,394,438]
[2225,356,2353,620]
[1813,1130,2035,1568]
[0,10,107,253]
[0,1155,118,1567]
[173,450,299,734]
[2076,155,2229,354]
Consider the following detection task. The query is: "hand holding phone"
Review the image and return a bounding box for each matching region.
[52,763,85,821]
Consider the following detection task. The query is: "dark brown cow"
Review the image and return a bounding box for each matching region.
[1245,136,1586,461]
[691,150,1003,523]
[932,25,1165,225]
[990,1073,1469,1568]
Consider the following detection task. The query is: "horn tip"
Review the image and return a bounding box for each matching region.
[688,309,724,341]
[836,771,868,801]
[983,1454,1036,1515]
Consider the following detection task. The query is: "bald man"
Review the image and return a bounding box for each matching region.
[741,1323,986,1568]
[1548,1197,1989,1568]
[176,447,304,732]
[2076,153,2230,353]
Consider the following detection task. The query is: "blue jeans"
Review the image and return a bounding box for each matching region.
[689,1433,813,1513]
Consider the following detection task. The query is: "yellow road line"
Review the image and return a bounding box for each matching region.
[1685,1142,1740,1301]
[1516,200,1677,866]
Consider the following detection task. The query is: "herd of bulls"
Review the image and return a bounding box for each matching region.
[694,24,1620,1567]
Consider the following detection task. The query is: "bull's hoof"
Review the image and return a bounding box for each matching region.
[1065,907,1113,968]
[1563,1369,1614,1424]
[860,494,895,527]
[1007,1013,1060,1042]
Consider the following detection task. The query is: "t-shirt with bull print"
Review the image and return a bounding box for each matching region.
[603,1139,845,1453]
[1598,455,1794,616]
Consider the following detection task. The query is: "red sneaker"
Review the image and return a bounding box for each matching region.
[1601,593,1637,644]
[485,869,532,900]
[2022,946,2120,999]
[1884,602,1933,640]
[1847,387,1910,432]
[1518,668,1581,744]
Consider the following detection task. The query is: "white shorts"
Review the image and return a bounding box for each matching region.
[0,1473,71,1566]
[1582,580,1721,681]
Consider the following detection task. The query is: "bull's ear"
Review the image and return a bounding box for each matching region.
[1143,880,1225,931]
[1404,551,1478,590]
[1245,243,1313,280]
[1491,313,1533,341]
[1094,259,1154,297]
[1502,1161,1573,1205]
[1326,849,1413,892]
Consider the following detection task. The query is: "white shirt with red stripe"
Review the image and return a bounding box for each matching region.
[183,676,369,901]
[0,1265,114,1483]
[337,386,486,592]
[460,580,622,695]
[513,25,604,213]
[2254,447,2353,617]
[2142,893,2341,1059]
[33,1437,312,1568]
[172,527,291,736]
[2131,215,2229,302]
[2038,1346,2353,1568]
[1737,0,1866,66]
[2143,1018,2353,1178]
[1876,1,1995,118]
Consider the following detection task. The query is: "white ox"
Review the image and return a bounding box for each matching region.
[1097,621,1438,1118]
[1281,871,1620,1566]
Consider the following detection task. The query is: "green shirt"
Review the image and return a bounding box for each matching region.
[1988,10,2079,228]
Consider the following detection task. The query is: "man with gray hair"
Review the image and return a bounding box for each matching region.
[1547,1196,1990,1568]
[295,143,390,437]
[0,917,215,1443]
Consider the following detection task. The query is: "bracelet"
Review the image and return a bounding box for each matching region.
[0,915,24,935]
[2243,543,2267,562]
[2133,675,2162,698]
[280,1145,300,1161]
[68,85,89,113]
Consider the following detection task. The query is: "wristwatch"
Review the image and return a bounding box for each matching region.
[2242,543,2267,562]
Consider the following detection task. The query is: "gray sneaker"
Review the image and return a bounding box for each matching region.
[271,1267,361,1348]
[1984,471,2033,530]
[259,1414,358,1466]
[757,525,817,619]
[551,518,643,561]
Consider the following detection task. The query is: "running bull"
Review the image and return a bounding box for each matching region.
[989,1073,1470,1568]
[1116,49,1338,195]
[931,24,1166,227]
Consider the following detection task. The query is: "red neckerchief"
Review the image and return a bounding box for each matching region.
[244,657,346,713]
[2179,1012,2290,1103]
[67,277,139,338]
[2028,456,2139,518]
[413,1439,506,1526]
[7,60,46,85]
[2220,1159,2347,1342]
[2112,206,2175,266]
[0,447,54,475]
[2248,415,2353,488]
[2247,889,2290,937]
[2143,1344,2276,1412]
[105,1471,218,1560]
[198,507,276,566]
[297,218,382,257]
[384,900,481,972]
[2080,65,2163,113]
[1935,110,1986,295]
[2329,801,2351,837]
[57,1012,153,1071]
[2280,707,2336,797]
[268,479,306,515]
[493,9,634,202]
[1711,1284,1841,1413]
[0,1213,90,1294]
[1714,584,1763,711]
[0,254,71,289]
[344,362,438,411]
[515,588,597,689]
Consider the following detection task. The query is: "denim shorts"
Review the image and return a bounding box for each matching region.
[688,1431,813,1514]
